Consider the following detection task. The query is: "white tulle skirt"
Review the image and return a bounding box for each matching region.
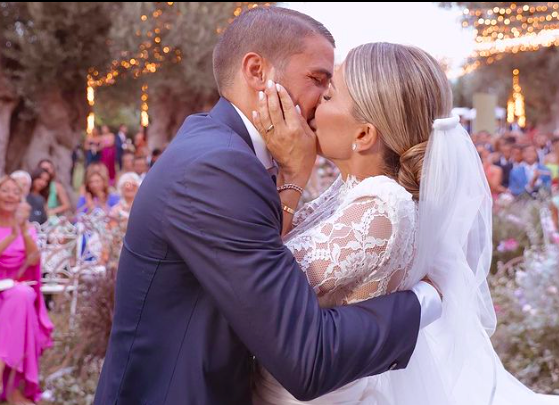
[253,325,559,405]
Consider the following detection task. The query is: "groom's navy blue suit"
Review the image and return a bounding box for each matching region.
[94,98,421,405]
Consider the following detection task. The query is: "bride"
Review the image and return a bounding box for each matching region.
[251,42,559,405]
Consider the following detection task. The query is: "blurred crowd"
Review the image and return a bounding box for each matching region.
[473,128,559,227]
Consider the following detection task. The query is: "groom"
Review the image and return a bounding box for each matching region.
[94,6,441,405]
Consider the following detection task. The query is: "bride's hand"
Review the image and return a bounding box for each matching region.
[253,80,317,187]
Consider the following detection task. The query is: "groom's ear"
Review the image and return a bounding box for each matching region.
[241,52,270,91]
[355,124,379,152]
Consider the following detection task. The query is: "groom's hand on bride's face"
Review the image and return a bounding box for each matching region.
[252,80,317,187]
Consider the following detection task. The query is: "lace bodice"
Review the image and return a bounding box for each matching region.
[286,175,417,307]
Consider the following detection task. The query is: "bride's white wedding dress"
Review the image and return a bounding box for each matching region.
[253,174,417,405]
[253,117,559,405]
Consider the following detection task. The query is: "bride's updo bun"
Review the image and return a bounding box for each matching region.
[343,42,453,200]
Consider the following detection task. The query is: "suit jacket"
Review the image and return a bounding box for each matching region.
[509,163,552,196]
[115,131,126,169]
[495,158,513,188]
[94,98,421,405]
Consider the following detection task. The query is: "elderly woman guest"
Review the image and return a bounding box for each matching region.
[12,169,50,225]
[109,172,141,232]
[0,176,53,404]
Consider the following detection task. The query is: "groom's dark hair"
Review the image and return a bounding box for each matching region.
[213,6,335,95]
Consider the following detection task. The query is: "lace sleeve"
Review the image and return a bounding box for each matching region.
[288,196,410,303]
[292,176,342,228]
[292,199,319,228]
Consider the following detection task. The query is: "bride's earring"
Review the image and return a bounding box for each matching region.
[352,143,357,151]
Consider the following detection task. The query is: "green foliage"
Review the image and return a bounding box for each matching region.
[0,2,119,102]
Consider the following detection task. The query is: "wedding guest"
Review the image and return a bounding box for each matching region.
[0,175,53,404]
[535,132,551,164]
[475,130,494,152]
[544,137,559,184]
[511,144,524,167]
[10,171,32,198]
[133,156,149,182]
[38,159,71,218]
[552,191,559,230]
[116,124,128,171]
[479,147,506,199]
[494,138,514,188]
[121,150,135,174]
[100,125,117,185]
[109,172,141,232]
[85,127,102,167]
[134,131,149,158]
[509,145,552,197]
[27,168,51,225]
[150,148,163,168]
[77,169,119,215]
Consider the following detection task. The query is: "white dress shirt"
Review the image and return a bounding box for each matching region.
[232,104,276,172]
[232,103,442,329]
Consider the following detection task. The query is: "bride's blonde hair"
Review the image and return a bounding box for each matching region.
[344,42,453,200]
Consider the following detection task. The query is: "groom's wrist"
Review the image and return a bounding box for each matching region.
[411,281,443,329]
[279,172,308,190]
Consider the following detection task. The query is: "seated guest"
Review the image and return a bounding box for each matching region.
[494,138,514,188]
[38,159,71,218]
[509,145,552,197]
[115,151,135,185]
[133,155,149,182]
[535,132,551,163]
[109,172,141,232]
[28,168,51,225]
[77,169,119,215]
[511,144,525,167]
[0,175,53,404]
[78,162,110,196]
[150,148,163,168]
[120,150,135,175]
[544,137,559,184]
[134,131,149,158]
[478,148,506,200]
[10,171,32,198]
[11,170,49,226]
[552,191,559,231]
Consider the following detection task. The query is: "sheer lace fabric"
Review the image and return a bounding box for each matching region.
[286,175,417,308]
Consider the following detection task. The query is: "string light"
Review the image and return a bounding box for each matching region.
[460,2,559,74]
[86,77,95,134]
[507,69,526,128]
[141,83,149,127]
[87,2,270,130]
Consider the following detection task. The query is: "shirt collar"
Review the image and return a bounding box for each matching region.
[231,104,275,170]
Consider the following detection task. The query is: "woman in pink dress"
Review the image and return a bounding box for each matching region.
[0,175,53,404]
[100,125,117,185]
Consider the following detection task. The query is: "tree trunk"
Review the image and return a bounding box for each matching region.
[20,89,83,187]
[0,70,17,175]
[148,92,217,151]
[148,91,176,151]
